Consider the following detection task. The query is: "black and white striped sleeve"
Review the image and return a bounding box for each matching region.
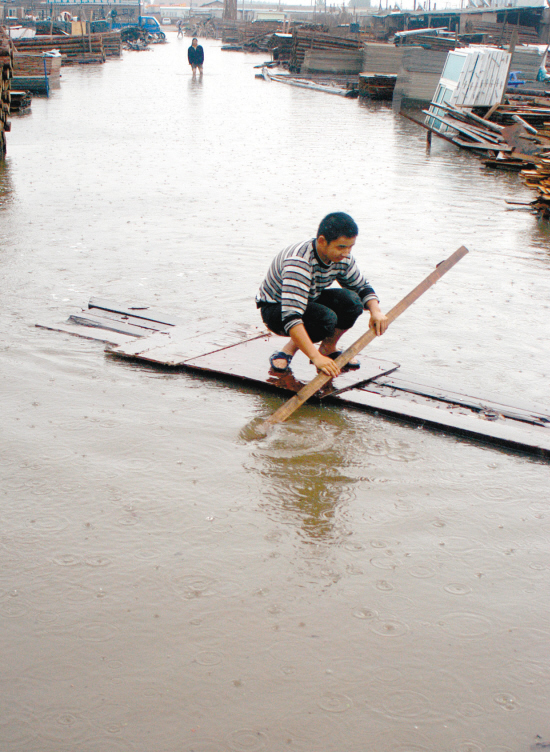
[338,257,379,307]
[280,256,313,334]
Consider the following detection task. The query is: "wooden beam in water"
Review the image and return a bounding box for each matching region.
[88,298,184,327]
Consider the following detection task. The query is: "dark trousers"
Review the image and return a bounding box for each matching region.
[260,288,363,343]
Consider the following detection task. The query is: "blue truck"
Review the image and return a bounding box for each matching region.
[111,15,166,41]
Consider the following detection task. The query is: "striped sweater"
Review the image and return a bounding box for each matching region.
[256,238,379,334]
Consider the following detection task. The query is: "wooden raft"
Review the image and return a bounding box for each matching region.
[36,299,550,460]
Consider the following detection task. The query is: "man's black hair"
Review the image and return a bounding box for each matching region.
[317,212,358,244]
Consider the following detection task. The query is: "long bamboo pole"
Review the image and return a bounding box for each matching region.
[257,245,469,434]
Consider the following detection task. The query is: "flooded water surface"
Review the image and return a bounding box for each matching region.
[1,35,550,751]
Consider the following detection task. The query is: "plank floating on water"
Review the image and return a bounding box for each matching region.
[372,372,549,427]
[183,335,400,398]
[35,321,138,346]
[69,313,154,338]
[79,308,171,332]
[106,325,247,365]
[337,385,550,459]
[88,298,184,327]
[37,299,550,459]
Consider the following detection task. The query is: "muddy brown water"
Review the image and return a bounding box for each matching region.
[1,34,550,751]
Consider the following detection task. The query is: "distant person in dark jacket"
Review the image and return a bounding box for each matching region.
[188,38,204,76]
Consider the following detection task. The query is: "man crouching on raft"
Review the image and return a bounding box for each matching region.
[256,212,389,378]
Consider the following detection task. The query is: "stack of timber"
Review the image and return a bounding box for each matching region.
[220,21,242,44]
[393,46,449,104]
[510,45,547,83]
[290,30,363,73]
[302,49,364,75]
[8,89,31,112]
[11,74,48,94]
[13,52,61,84]
[1,27,13,159]
[36,298,550,460]
[240,21,283,51]
[463,20,540,46]
[13,32,121,63]
[396,33,461,52]
[363,42,404,75]
[267,32,293,63]
[358,73,397,100]
[521,159,550,218]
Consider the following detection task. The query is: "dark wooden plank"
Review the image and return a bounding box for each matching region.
[88,298,184,326]
[36,322,138,346]
[106,325,253,365]
[337,386,550,459]
[68,313,151,338]
[79,308,170,332]
[371,373,550,426]
[183,335,400,398]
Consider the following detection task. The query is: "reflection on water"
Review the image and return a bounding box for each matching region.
[250,412,359,542]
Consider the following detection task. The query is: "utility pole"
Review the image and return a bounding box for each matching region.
[223,0,237,20]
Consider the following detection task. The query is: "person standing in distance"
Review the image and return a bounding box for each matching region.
[188,37,204,76]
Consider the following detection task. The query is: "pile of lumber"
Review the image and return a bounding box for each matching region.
[463,21,540,46]
[240,21,283,51]
[302,49,364,75]
[13,52,60,80]
[8,89,31,112]
[358,73,397,100]
[1,27,13,159]
[11,75,49,94]
[521,159,550,218]
[363,42,404,74]
[12,31,121,63]
[422,102,515,153]
[397,33,461,51]
[267,32,293,62]
[290,29,363,73]
[393,46,448,103]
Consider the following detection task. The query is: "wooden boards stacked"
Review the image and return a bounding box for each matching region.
[37,298,550,459]
[290,30,363,74]
[393,46,449,104]
[0,28,13,159]
[13,32,121,64]
[302,49,364,75]
[362,42,404,75]
[358,73,397,100]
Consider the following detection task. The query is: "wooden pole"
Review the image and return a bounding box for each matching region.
[257,245,469,433]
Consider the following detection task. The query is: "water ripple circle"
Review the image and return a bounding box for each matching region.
[438,612,492,639]
[371,619,409,637]
[53,554,81,566]
[381,690,430,718]
[504,660,550,687]
[226,728,267,751]
[195,650,224,666]
[353,607,378,620]
[444,583,472,595]
[408,565,436,579]
[317,692,353,712]
[455,742,483,752]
